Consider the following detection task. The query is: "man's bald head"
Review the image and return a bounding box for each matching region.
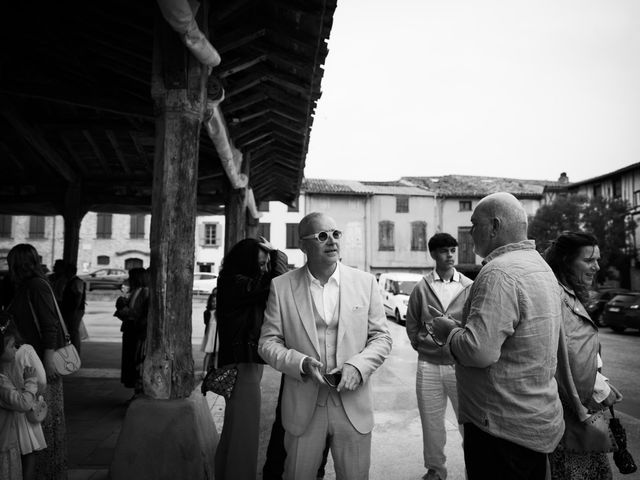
[471,192,528,257]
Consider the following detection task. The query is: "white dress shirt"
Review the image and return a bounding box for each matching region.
[307,264,340,324]
[430,268,464,311]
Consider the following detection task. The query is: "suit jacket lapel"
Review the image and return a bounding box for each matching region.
[291,267,320,357]
[337,264,350,347]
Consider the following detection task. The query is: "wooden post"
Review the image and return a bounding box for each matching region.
[111,4,218,479]
[61,183,86,268]
[224,186,247,253]
[143,8,207,400]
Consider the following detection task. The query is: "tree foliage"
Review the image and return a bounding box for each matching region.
[528,194,636,285]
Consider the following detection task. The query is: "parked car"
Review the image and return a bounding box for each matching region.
[602,292,640,333]
[193,273,217,295]
[378,272,423,325]
[80,268,128,291]
[585,287,630,326]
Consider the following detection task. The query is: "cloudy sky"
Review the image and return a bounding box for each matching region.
[303,0,640,183]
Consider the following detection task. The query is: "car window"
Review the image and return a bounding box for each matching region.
[396,281,417,295]
[612,294,640,303]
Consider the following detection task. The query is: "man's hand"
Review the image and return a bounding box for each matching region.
[334,363,362,392]
[258,235,276,252]
[431,316,458,344]
[302,357,324,384]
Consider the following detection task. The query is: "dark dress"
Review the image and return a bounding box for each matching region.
[8,276,68,480]
[114,287,149,390]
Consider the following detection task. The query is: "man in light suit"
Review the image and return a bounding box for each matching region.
[259,212,392,480]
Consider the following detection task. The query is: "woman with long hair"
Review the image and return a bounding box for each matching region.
[6,243,67,479]
[214,238,288,480]
[544,232,621,480]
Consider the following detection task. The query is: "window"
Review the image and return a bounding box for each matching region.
[378,221,395,251]
[457,227,475,264]
[124,258,143,270]
[592,184,602,198]
[0,215,11,238]
[613,178,622,198]
[286,223,299,249]
[257,223,271,242]
[634,190,640,207]
[287,198,299,212]
[97,255,110,265]
[396,196,409,213]
[29,216,45,239]
[204,223,220,246]
[130,214,145,239]
[258,201,269,212]
[96,213,112,239]
[459,200,472,211]
[411,221,427,251]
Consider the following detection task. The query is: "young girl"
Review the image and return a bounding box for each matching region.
[0,319,38,480]
[9,342,47,480]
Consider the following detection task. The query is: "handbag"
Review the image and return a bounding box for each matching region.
[28,283,81,376]
[609,406,638,474]
[25,394,48,423]
[562,408,616,453]
[200,320,237,399]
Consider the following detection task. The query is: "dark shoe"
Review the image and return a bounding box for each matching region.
[422,470,442,480]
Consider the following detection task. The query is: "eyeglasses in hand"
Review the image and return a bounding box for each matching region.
[300,229,343,243]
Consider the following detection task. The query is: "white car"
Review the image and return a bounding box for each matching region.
[193,273,217,295]
[378,272,423,325]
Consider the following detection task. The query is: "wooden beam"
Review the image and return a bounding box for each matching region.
[0,90,153,120]
[82,130,110,174]
[223,92,268,114]
[106,130,132,175]
[59,134,90,176]
[129,132,153,173]
[217,53,268,78]
[216,28,266,54]
[0,109,77,182]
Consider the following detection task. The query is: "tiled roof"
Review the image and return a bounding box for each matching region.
[402,175,561,198]
[302,178,433,196]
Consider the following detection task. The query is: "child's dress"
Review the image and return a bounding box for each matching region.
[8,345,47,454]
[0,370,37,480]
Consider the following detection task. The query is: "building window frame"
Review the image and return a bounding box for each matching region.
[395,196,409,213]
[130,214,145,239]
[459,200,472,212]
[28,216,46,239]
[0,215,12,238]
[96,213,113,239]
[378,221,395,251]
[457,227,475,264]
[286,223,299,249]
[410,221,427,251]
[203,223,220,247]
[257,223,271,242]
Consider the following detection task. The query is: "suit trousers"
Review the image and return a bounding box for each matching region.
[284,394,371,480]
[416,360,461,479]
[214,363,263,480]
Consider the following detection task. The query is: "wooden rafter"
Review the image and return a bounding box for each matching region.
[59,134,90,176]
[105,130,132,175]
[129,132,153,173]
[217,28,267,54]
[218,53,268,78]
[82,130,110,174]
[0,109,76,182]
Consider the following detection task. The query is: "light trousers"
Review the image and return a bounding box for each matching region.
[416,360,460,479]
[284,396,371,480]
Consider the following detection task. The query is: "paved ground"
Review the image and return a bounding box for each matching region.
[65,296,640,479]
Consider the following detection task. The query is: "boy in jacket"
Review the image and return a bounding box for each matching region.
[405,233,473,480]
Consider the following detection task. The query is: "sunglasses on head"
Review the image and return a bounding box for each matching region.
[300,229,343,243]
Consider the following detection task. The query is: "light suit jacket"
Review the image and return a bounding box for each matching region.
[258,263,392,436]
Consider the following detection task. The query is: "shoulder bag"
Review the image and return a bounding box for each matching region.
[562,407,616,453]
[201,320,237,399]
[25,394,48,423]
[28,283,81,376]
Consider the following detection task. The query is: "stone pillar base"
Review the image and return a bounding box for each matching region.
[110,391,218,480]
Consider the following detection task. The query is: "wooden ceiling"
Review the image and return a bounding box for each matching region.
[0,0,336,215]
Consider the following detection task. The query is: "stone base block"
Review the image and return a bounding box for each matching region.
[109,391,218,480]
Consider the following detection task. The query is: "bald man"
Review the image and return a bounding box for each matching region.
[259,212,392,480]
[432,192,564,479]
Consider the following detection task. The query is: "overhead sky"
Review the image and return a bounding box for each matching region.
[303,0,640,183]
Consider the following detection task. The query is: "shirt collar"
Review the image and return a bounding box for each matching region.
[433,268,460,283]
[306,263,340,287]
[482,239,536,265]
